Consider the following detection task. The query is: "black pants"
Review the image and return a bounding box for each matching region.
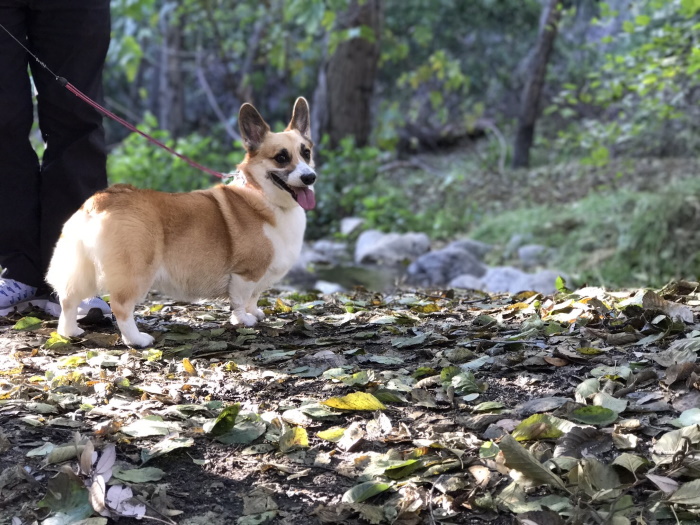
[0,0,110,292]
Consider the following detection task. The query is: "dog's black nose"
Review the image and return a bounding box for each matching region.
[300,172,316,186]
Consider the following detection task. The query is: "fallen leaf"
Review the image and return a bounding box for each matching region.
[322,392,386,411]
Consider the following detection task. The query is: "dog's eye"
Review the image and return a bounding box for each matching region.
[274,150,289,164]
[301,147,311,161]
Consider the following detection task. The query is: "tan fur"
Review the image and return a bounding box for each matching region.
[47,98,315,347]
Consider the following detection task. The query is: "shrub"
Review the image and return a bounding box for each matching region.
[107,114,243,193]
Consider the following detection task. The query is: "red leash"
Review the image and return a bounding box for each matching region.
[1,22,227,180]
[61,79,226,179]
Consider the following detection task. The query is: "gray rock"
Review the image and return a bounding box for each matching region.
[340,217,365,236]
[449,274,485,291]
[311,240,349,264]
[354,230,430,265]
[314,280,346,294]
[446,239,492,261]
[505,233,533,259]
[482,266,528,294]
[406,247,487,287]
[482,266,561,295]
[518,244,554,269]
[521,269,560,295]
[482,424,506,440]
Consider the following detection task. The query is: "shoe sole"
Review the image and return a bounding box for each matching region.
[0,298,111,320]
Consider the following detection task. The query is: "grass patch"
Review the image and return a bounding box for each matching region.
[469,177,700,288]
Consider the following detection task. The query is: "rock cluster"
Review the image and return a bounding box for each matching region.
[289,223,565,295]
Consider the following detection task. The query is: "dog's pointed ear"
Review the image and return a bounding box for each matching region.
[239,103,270,152]
[286,97,311,138]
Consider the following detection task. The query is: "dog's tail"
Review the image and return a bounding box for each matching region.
[46,207,99,302]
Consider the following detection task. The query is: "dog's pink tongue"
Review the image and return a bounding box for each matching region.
[296,188,316,210]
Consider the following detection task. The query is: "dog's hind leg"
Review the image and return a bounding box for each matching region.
[109,282,155,347]
[246,292,265,321]
[47,214,99,338]
[99,244,156,348]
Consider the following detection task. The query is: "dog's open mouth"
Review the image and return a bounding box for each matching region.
[270,173,316,211]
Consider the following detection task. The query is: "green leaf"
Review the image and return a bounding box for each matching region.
[204,404,241,436]
[499,434,566,490]
[44,332,73,349]
[392,332,428,349]
[141,436,194,464]
[612,453,649,474]
[569,405,618,426]
[384,459,422,480]
[122,416,181,438]
[112,466,165,483]
[341,481,392,503]
[512,414,569,441]
[215,415,267,445]
[451,371,486,395]
[671,407,700,428]
[13,316,43,331]
[555,276,571,293]
[37,470,92,523]
[681,0,700,16]
[668,479,700,505]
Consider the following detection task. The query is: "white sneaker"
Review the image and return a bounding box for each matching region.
[78,296,112,316]
[43,294,112,318]
[0,278,37,316]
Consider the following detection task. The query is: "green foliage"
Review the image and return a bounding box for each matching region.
[376,0,540,144]
[309,140,486,240]
[307,136,383,239]
[470,177,700,288]
[544,0,700,162]
[108,113,242,192]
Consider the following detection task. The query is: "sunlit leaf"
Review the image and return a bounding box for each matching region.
[321,392,386,411]
[317,427,346,442]
[279,427,309,453]
[45,332,73,349]
[13,316,43,331]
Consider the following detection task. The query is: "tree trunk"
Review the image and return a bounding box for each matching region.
[158,9,185,137]
[323,0,383,148]
[512,0,562,168]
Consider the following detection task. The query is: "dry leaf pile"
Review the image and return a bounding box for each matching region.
[2,281,700,524]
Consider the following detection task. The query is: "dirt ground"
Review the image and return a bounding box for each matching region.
[2,283,700,524]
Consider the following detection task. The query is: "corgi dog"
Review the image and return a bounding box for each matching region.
[47,97,316,348]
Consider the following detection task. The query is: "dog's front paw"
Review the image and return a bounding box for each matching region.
[231,312,258,327]
[122,332,155,348]
[248,307,265,321]
[58,324,84,338]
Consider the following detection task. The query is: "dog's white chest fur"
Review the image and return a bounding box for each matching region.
[263,206,306,285]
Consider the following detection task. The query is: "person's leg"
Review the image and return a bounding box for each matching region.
[0,0,43,289]
[28,0,110,290]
